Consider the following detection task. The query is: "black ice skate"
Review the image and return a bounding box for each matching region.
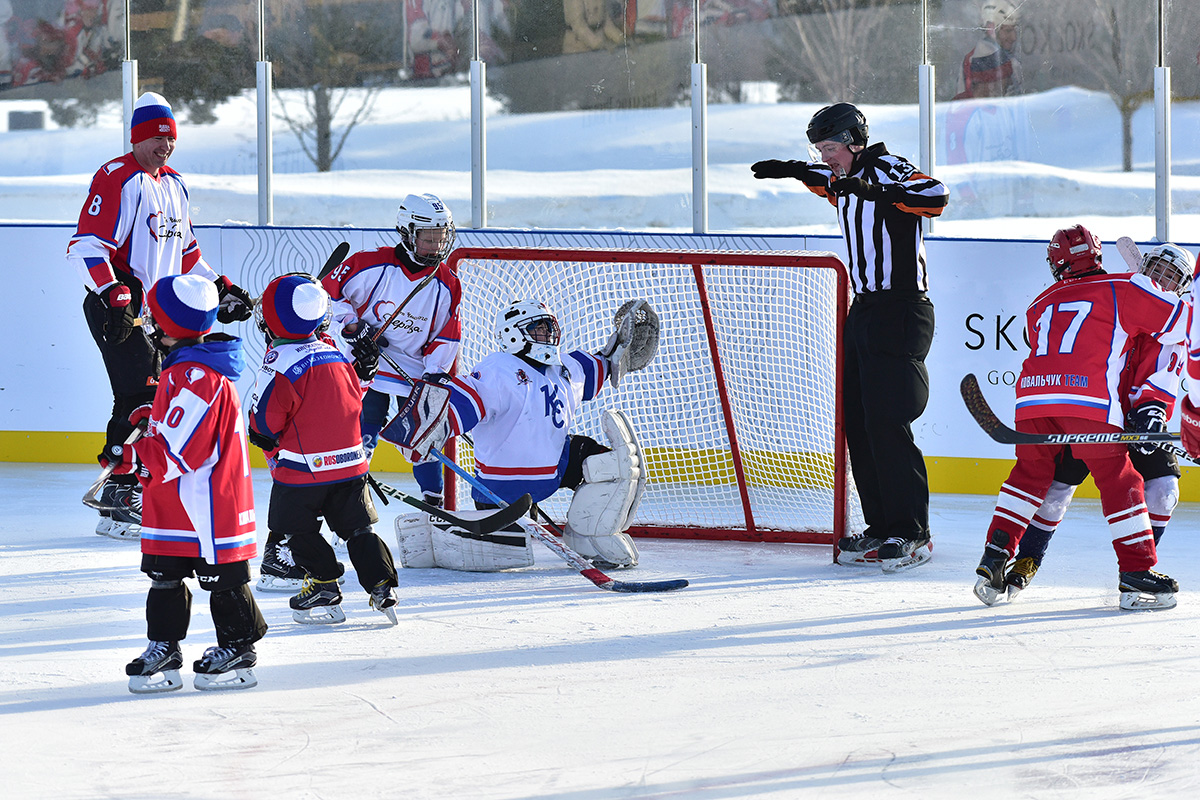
[193,644,258,690]
[126,640,183,694]
[290,577,346,624]
[878,535,933,574]
[255,540,306,593]
[974,544,1010,606]
[369,580,399,626]
[94,479,118,537]
[1004,557,1040,601]
[104,482,142,541]
[835,532,885,567]
[1118,570,1178,612]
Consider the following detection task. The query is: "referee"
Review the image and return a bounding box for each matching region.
[752,103,949,572]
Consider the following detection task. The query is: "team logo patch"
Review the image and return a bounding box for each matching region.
[264,350,279,365]
[186,367,206,383]
[516,369,530,385]
[311,456,324,468]
[159,124,171,133]
[472,370,482,379]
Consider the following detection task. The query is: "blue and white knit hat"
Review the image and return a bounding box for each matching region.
[131,92,177,144]
[261,274,330,339]
[148,275,218,339]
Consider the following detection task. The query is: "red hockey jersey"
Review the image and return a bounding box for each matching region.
[133,338,257,564]
[1015,272,1185,427]
[248,337,369,486]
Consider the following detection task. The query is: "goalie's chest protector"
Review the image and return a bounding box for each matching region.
[452,351,603,493]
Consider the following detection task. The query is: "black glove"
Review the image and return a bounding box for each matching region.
[1127,402,1168,456]
[422,372,453,385]
[215,276,254,324]
[751,160,826,187]
[344,322,383,382]
[98,283,138,345]
[247,427,279,452]
[829,177,895,203]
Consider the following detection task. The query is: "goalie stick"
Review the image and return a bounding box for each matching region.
[366,473,533,534]
[960,374,1194,461]
[370,269,441,344]
[83,428,143,511]
[1115,236,1142,271]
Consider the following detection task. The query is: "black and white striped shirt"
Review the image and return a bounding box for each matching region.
[805,144,949,295]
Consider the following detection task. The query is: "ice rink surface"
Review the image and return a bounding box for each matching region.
[4,463,1200,799]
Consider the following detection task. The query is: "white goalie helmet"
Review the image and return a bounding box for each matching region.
[1139,243,1195,296]
[496,300,561,366]
[396,193,456,268]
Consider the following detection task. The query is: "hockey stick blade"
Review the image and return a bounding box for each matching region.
[83,429,143,510]
[317,241,351,280]
[367,474,531,534]
[961,373,1184,447]
[1115,236,1142,271]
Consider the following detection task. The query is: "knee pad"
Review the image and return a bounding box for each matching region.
[146,579,192,642]
[563,410,644,568]
[210,584,268,648]
[1144,475,1179,520]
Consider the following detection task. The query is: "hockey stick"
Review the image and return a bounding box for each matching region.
[317,241,351,280]
[960,373,1191,455]
[82,428,143,510]
[1115,236,1142,271]
[366,473,533,534]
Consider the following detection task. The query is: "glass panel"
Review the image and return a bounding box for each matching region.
[128,0,256,223]
[1167,0,1199,244]
[704,0,922,234]
[483,0,693,229]
[933,0,1157,240]
[267,0,474,227]
[1,0,126,222]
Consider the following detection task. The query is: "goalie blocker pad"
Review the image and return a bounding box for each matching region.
[380,380,451,462]
[564,409,645,568]
[395,511,536,572]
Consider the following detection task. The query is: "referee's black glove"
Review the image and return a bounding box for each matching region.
[751,160,827,187]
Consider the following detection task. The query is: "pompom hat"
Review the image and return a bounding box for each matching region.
[148,274,218,339]
[261,275,330,339]
[131,92,177,144]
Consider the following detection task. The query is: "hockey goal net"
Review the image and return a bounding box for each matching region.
[443,247,865,545]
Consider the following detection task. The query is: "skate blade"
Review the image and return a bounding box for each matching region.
[836,551,882,566]
[1119,591,1177,611]
[881,546,932,574]
[1005,584,1025,602]
[194,668,257,691]
[292,605,347,624]
[128,670,183,694]
[102,522,141,541]
[377,605,398,626]
[95,517,115,536]
[255,575,305,593]
[974,577,1004,606]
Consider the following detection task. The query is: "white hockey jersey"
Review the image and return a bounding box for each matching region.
[446,350,609,504]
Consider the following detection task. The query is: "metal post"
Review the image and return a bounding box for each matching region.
[257,61,274,226]
[1154,67,1170,243]
[471,60,487,228]
[918,64,935,234]
[122,60,137,148]
[691,62,708,234]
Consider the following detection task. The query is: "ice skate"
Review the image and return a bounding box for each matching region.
[1118,570,1178,611]
[103,482,142,540]
[835,533,884,566]
[290,577,346,624]
[974,544,1009,606]
[193,644,258,690]
[256,540,306,593]
[94,480,118,536]
[878,535,932,573]
[126,640,184,694]
[369,581,399,626]
[1004,556,1040,601]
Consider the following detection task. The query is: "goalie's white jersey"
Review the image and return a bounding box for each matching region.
[446,350,608,504]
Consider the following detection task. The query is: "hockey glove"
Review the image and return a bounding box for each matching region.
[829,177,895,203]
[1180,397,1200,459]
[751,160,827,187]
[1126,402,1168,456]
[128,403,153,433]
[98,442,137,475]
[247,427,278,452]
[215,276,254,324]
[98,283,138,345]
[422,372,454,385]
[344,321,386,381]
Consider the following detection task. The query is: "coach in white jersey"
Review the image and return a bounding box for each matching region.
[386,300,648,570]
[66,92,254,540]
[752,102,949,573]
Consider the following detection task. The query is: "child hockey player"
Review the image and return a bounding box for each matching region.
[248,274,400,625]
[389,299,655,572]
[121,274,266,693]
[972,225,1187,611]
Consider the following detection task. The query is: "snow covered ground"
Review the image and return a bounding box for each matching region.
[5,462,1200,799]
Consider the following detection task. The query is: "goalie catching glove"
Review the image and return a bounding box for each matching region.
[596,299,660,388]
[380,379,452,463]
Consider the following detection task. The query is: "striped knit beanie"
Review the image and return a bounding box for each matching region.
[261,275,330,339]
[148,275,218,339]
[131,92,177,144]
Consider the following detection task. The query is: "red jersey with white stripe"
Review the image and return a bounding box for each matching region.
[1015,272,1185,427]
[66,153,215,300]
[445,350,608,504]
[1123,328,1185,414]
[248,337,369,486]
[132,339,257,565]
[321,246,461,395]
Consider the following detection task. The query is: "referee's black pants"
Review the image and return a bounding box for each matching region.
[843,291,935,541]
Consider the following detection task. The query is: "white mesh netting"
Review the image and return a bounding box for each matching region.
[446,248,865,543]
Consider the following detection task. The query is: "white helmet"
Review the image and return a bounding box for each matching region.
[496,300,561,366]
[396,193,456,268]
[1139,243,1195,296]
[982,1,1017,28]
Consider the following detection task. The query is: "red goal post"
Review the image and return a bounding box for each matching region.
[442,247,865,545]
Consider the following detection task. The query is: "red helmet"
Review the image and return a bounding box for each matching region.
[1047,224,1103,280]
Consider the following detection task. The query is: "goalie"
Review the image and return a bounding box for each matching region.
[388,299,659,572]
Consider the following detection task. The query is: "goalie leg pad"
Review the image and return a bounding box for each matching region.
[394,512,437,569]
[565,410,646,569]
[431,515,536,572]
